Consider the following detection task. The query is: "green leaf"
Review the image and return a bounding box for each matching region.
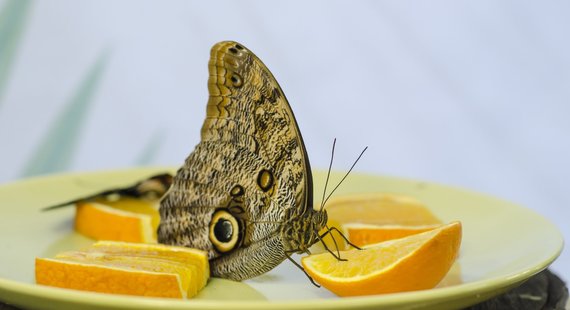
[135,130,165,166]
[0,0,32,105]
[21,52,109,177]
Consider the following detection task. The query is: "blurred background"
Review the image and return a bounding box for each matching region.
[0,0,568,279]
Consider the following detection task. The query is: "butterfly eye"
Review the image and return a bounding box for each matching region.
[209,210,240,253]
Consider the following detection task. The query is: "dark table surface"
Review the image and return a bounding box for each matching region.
[0,269,567,310]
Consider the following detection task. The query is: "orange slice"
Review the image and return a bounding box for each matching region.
[343,223,441,247]
[94,197,161,233]
[36,258,187,298]
[35,241,209,299]
[315,193,442,252]
[302,221,462,296]
[89,241,210,290]
[74,198,159,243]
[323,193,442,226]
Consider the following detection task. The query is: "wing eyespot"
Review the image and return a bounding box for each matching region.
[209,210,241,253]
[230,184,245,197]
[257,169,274,192]
[230,73,243,87]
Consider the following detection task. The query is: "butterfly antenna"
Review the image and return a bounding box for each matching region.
[319,138,336,211]
[322,146,368,208]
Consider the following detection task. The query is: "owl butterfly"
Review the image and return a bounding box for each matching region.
[158,41,358,281]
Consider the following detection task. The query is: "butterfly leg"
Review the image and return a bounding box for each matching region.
[316,227,346,261]
[284,251,321,288]
[317,225,363,261]
[323,226,362,250]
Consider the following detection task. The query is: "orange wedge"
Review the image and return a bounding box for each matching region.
[36,258,187,298]
[343,223,441,247]
[74,198,159,243]
[35,241,209,299]
[302,221,462,296]
[316,193,442,251]
[323,193,442,226]
[94,197,161,232]
[89,241,210,290]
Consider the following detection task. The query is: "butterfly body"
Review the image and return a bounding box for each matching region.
[158,41,327,280]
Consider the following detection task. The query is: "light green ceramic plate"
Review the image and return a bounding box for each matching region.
[0,168,563,310]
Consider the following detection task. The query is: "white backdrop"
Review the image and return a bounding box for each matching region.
[0,0,568,279]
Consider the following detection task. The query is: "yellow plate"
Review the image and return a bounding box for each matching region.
[0,168,563,309]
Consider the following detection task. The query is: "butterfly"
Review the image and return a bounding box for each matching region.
[157,41,358,282]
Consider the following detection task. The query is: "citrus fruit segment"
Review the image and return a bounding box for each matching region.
[35,258,186,298]
[35,241,210,299]
[89,241,210,290]
[94,197,161,234]
[324,193,442,226]
[74,201,157,243]
[315,193,442,252]
[302,221,462,297]
[54,251,198,297]
[344,223,441,247]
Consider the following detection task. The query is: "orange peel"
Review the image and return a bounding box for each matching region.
[302,221,462,296]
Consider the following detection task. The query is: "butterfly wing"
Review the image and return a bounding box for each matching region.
[158,41,313,280]
[42,173,173,211]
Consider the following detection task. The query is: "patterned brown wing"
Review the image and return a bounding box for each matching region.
[202,41,313,212]
[157,41,315,280]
